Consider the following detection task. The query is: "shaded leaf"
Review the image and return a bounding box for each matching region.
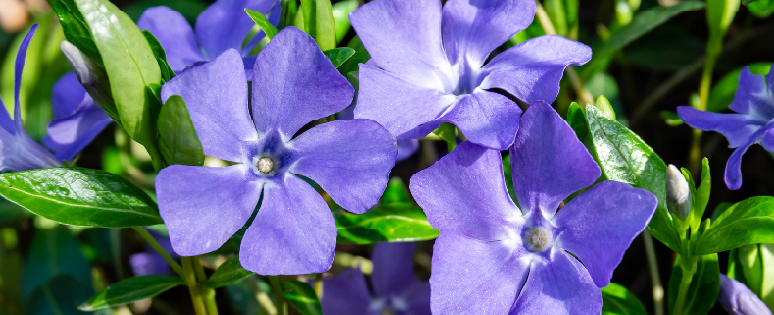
[379,177,411,205]
[602,283,648,315]
[79,275,184,311]
[157,95,205,167]
[205,256,255,289]
[323,47,356,68]
[25,275,92,315]
[433,122,457,151]
[667,254,720,315]
[22,228,91,298]
[282,281,322,315]
[49,0,103,65]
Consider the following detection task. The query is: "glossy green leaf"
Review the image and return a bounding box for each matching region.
[0,168,162,228]
[585,105,681,252]
[142,30,175,82]
[433,122,457,151]
[335,203,439,244]
[79,275,184,311]
[695,196,774,255]
[601,283,648,315]
[25,275,93,315]
[667,254,720,315]
[380,177,411,205]
[323,47,356,68]
[332,0,358,44]
[282,281,323,315]
[707,63,772,112]
[205,256,255,289]
[75,0,163,155]
[157,95,205,167]
[22,228,91,298]
[245,9,279,40]
[49,0,103,65]
[339,36,370,77]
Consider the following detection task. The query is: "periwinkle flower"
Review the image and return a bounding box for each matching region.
[156,27,396,275]
[718,274,773,315]
[677,65,774,190]
[321,242,430,315]
[350,0,592,150]
[138,0,280,77]
[410,102,657,314]
[129,230,177,276]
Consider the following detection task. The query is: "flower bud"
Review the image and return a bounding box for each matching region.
[718,274,772,315]
[666,164,692,221]
[60,40,119,119]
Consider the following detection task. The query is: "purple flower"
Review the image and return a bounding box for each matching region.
[350,0,592,150]
[155,27,396,275]
[138,0,281,77]
[409,102,657,314]
[129,230,177,276]
[677,65,774,190]
[339,104,419,162]
[718,274,772,315]
[321,242,430,315]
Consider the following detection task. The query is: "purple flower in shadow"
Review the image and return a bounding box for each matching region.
[409,102,657,314]
[129,230,178,276]
[350,0,591,150]
[718,274,772,315]
[677,65,774,190]
[321,242,430,315]
[138,0,281,78]
[155,27,396,275]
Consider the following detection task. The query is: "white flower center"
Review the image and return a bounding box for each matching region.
[257,157,275,174]
[525,227,553,252]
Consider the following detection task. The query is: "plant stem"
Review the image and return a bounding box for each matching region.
[689,37,721,174]
[269,276,286,315]
[314,273,324,299]
[110,229,125,280]
[182,257,208,315]
[192,256,219,315]
[132,227,184,278]
[673,257,697,315]
[642,231,664,315]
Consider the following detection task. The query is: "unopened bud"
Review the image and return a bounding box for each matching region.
[718,274,772,315]
[60,40,118,118]
[666,165,692,221]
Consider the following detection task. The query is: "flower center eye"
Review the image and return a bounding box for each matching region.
[525,227,553,253]
[257,157,275,174]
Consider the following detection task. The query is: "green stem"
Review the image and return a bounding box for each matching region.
[269,276,286,315]
[689,39,720,174]
[192,257,219,315]
[182,257,208,315]
[110,229,125,280]
[673,257,697,315]
[642,231,664,315]
[132,227,184,277]
[314,273,324,299]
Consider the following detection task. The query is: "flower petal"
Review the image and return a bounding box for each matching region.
[441,0,534,70]
[288,119,395,214]
[239,174,336,275]
[156,164,262,256]
[0,128,61,172]
[402,282,432,315]
[728,66,774,120]
[511,250,602,315]
[396,139,419,162]
[724,136,759,190]
[51,72,86,119]
[440,90,521,150]
[509,101,600,218]
[759,127,774,153]
[321,269,371,315]
[371,242,419,298]
[251,27,354,140]
[410,141,519,241]
[194,0,278,59]
[43,95,111,161]
[719,274,773,315]
[161,49,257,162]
[480,35,591,105]
[350,0,453,90]
[354,64,457,140]
[13,25,38,134]
[138,7,206,72]
[677,106,764,148]
[430,232,529,314]
[555,180,656,288]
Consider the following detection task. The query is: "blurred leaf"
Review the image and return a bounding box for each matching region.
[710,202,733,221]
[323,47,356,68]
[660,110,683,126]
[299,0,335,50]
[695,196,774,255]
[246,9,279,40]
[25,275,93,315]
[707,0,741,40]
[584,73,625,119]
[745,0,762,4]
[332,0,358,44]
[79,275,184,311]
[157,95,205,167]
[0,168,162,228]
[334,203,439,244]
[282,281,322,315]
[601,283,647,315]
[667,254,720,315]
[624,26,703,70]
[205,257,255,289]
[585,105,681,252]
[748,0,774,18]
[226,279,268,315]
[707,63,772,112]
[0,231,23,315]
[380,177,411,205]
[124,0,209,23]
[49,0,103,65]
[433,122,457,151]
[23,228,91,298]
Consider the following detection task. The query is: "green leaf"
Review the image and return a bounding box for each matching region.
[332,0,358,44]
[707,62,772,112]
[124,0,208,23]
[142,30,175,82]
[659,110,683,126]
[695,196,774,255]
[694,158,711,222]
[313,0,336,51]
[245,9,280,40]
[0,168,162,228]
[707,0,741,40]
[75,0,163,154]
[335,203,439,244]
[323,47,356,68]
[380,177,412,205]
[339,35,371,76]
[205,256,255,289]
[157,95,205,167]
[25,275,93,315]
[433,122,458,151]
[49,0,103,66]
[282,281,323,315]
[595,95,616,120]
[601,283,648,315]
[748,0,774,18]
[79,275,184,311]
[23,228,91,298]
[745,0,761,4]
[667,254,720,315]
[585,105,681,252]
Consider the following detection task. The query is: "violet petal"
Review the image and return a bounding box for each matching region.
[371,242,418,298]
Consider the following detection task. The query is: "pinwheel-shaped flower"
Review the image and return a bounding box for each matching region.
[1,25,108,172]
[718,274,772,315]
[410,102,657,314]
[678,65,774,190]
[138,0,280,76]
[156,27,396,275]
[321,242,430,315]
[350,0,591,150]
